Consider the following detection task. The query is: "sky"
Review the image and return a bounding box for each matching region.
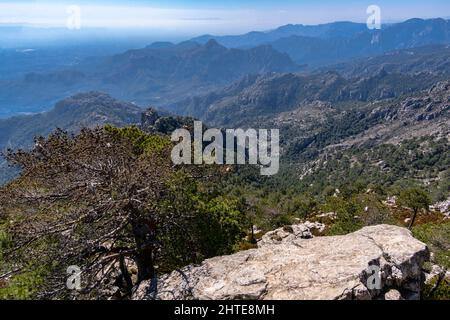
[0,0,449,36]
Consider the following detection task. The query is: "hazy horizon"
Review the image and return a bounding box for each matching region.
[1,16,450,49]
[1,0,450,48]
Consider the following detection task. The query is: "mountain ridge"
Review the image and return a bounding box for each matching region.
[0,40,299,117]
[191,18,450,67]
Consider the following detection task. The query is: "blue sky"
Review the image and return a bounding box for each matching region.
[1,0,449,35]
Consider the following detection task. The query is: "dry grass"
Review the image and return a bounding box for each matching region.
[390,206,445,228]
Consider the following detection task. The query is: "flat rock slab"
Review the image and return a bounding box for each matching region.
[133,225,429,300]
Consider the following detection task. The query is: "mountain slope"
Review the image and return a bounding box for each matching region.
[326,45,450,77]
[165,46,450,197]
[0,91,141,150]
[168,45,450,127]
[169,71,444,127]
[283,82,450,196]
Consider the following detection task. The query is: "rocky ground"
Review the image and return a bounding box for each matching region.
[133,224,430,300]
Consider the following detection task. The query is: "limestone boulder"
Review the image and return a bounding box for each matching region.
[133,225,429,300]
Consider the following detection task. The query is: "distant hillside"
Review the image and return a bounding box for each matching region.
[165,46,450,196]
[100,40,297,83]
[0,40,299,117]
[0,92,141,185]
[0,92,141,150]
[168,44,450,127]
[2,18,450,118]
[0,91,200,185]
[325,45,450,77]
[277,82,450,196]
[169,71,444,127]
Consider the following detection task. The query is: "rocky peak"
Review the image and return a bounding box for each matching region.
[140,108,195,135]
[140,107,160,131]
[204,39,224,50]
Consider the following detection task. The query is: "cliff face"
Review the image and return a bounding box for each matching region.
[133,224,429,300]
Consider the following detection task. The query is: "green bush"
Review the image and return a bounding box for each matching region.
[413,222,450,269]
[105,125,170,155]
[156,172,246,272]
[422,276,450,300]
[322,196,363,236]
[0,226,11,252]
[0,267,45,300]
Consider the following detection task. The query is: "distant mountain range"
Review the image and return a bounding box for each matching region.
[1,44,448,154]
[168,45,450,126]
[2,43,444,157]
[192,18,450,67]
[0,40,298,117]
[158,36,450,196]
[0,18,449,190]
[1,18,450,119]
[90,39,298,101]
[191,21,369,47]
[1,42,449,190]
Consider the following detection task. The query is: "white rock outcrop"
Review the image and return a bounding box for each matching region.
[133,225,429,300]
[431,197,450,218]
[258,221,325,245]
